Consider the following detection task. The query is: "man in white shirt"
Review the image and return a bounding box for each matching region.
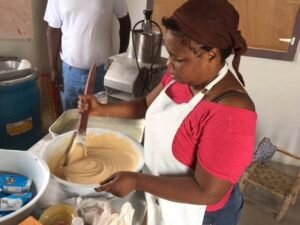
[44,0,131,111]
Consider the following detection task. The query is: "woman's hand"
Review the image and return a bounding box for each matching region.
[78,95,101,116]
[95,172,139,197]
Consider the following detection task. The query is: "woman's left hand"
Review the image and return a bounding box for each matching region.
[95,172,139,197]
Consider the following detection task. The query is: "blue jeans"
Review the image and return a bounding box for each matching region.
[203,185,244,225]
[61,62,106,111]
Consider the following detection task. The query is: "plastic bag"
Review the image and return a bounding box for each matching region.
[92,202,134,225]
[64,197,134,225]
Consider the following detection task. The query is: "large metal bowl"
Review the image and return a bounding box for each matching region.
[0,150,50,225]
[42,128,144,197]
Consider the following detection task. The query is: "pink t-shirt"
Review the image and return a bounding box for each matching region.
[161,73,257,212]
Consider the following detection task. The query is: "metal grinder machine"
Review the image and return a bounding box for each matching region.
[104,9,167,102]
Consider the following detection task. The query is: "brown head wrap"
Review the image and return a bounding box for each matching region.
[171,0,247,86]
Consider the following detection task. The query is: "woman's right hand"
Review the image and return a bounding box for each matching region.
[78,95,101,116]
[95,171,139,197]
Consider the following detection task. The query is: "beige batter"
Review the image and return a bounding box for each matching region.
[49,132,141,185]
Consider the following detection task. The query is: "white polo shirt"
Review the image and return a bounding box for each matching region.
[44,0,128,69]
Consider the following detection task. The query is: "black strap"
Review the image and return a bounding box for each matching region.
[211,90,248,103]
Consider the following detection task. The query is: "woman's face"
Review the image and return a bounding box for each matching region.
[165,30,211,86]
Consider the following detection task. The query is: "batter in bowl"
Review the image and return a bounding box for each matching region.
[49,132,141,185]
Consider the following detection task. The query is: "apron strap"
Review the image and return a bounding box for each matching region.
[211,90,248,103]
[204,63,229,91]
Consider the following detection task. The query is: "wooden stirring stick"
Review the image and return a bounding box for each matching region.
[78,63,97,136]
[64,63,97,166]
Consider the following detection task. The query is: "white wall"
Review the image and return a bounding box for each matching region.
[0,0,49,73]
[127,0,300,165]
[241,45,300,165]
[126,0,148,26]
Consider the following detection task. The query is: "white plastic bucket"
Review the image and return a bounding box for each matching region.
[0,150,50,225]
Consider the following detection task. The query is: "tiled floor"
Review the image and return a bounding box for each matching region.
[240,161,300,225]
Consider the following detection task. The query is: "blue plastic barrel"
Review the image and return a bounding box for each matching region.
[0,72,42,150]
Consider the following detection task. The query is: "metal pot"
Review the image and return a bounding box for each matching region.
[128,29,162,64]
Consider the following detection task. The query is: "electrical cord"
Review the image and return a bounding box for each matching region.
[131,19,163,96]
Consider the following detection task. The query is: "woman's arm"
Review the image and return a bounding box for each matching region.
[96,162,232,205]
[78,82,164,119]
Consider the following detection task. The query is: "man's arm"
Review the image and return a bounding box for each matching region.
[46,26,63,88]
[118,13,131,53]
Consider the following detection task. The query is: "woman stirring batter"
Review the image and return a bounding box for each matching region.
[78,0,257,224]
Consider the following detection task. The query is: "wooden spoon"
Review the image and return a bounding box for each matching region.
[64,63,97,166]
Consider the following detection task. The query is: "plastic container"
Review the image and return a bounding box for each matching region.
[0,72,42,150]
[71,217,84,225]
[49,109,145,143]
[94,91,108,104]
[39,204,77,225]
[0,150,50,225]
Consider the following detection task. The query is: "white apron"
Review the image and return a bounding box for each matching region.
[144,64,228,225]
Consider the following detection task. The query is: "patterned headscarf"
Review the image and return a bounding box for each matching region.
[171,0,247,86]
